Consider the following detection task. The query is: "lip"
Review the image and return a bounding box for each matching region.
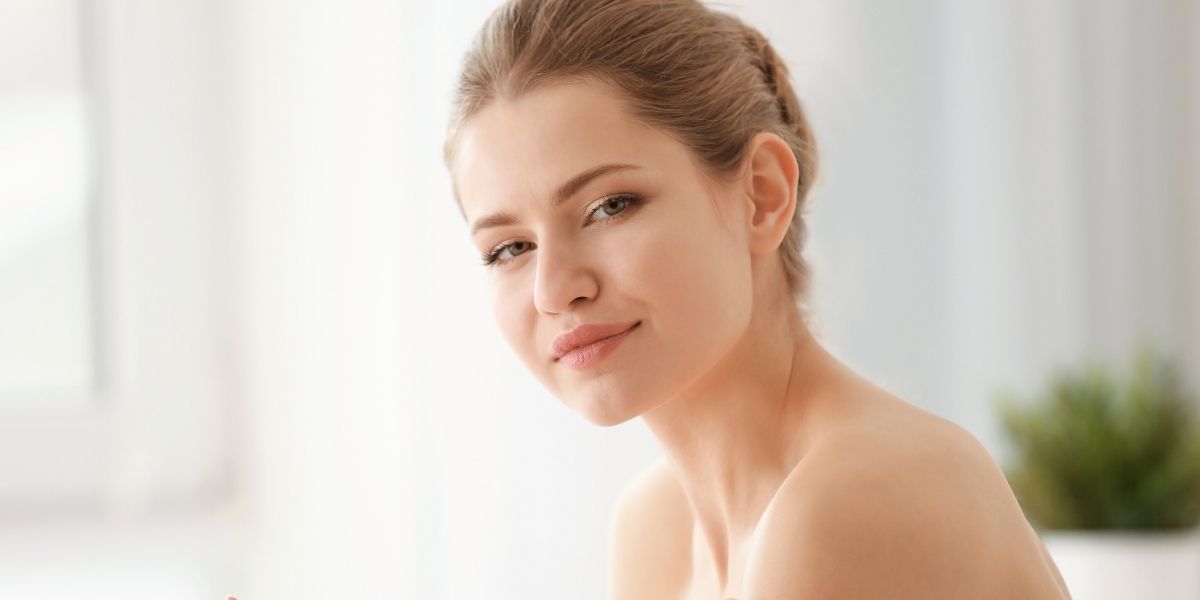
[551,320,640,366]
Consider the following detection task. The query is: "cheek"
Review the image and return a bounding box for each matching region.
[612,200,754,380]
[626,202,751,319]
[489,273,539,365]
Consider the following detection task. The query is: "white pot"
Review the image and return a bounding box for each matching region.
[1041,528,1200,600]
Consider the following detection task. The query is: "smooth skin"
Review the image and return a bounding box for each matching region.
[452,78,1070,599]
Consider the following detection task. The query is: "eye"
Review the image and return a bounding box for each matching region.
[586,193,641,223]
[481,240,535,267]
[480,193,643,269]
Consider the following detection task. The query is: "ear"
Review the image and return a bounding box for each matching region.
[740,132,799,256]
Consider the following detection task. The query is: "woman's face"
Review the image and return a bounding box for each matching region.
[452,80,755,426]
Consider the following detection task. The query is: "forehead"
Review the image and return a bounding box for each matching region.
[452,80,682,220]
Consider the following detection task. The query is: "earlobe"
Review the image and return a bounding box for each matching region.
[742,132,799,256]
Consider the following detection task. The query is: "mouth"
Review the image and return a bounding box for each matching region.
[554,321,640,370]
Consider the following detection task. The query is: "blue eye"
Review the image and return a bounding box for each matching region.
[482,240,534,266]
[587,194,639,222]
[480,193,644,268]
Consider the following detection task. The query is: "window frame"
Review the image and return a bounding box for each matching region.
[0,0,233,516]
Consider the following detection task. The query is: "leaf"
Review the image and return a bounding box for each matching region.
[992,348,1200,530]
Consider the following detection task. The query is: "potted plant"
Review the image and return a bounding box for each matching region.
[995,347,1200,599]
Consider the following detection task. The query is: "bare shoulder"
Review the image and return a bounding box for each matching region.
[744,398,1070,599]
[608,457,692,600]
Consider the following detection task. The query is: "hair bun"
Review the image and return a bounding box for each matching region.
[740,25,798,129]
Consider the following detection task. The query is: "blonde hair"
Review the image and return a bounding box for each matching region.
[444,0,819,303]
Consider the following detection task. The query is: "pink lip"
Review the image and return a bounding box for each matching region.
[551,320,640,369]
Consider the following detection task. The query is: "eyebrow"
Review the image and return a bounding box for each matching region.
[469,163,641,236]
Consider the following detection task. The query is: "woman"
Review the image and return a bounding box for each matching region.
[443,1,1071,598]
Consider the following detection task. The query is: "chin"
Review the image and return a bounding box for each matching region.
[564,387,648,427]
[580,407,640,428]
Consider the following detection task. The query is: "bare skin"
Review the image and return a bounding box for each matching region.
[452,79,1070,599]
[609,330,1072,599]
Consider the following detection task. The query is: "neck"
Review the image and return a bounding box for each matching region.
[640,292,843,589]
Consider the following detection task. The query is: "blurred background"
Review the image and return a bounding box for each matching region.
[0,0,1196,598]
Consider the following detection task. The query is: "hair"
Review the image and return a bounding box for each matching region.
[444,0,820,305]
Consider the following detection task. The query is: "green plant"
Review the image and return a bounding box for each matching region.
[995,347,1200,530]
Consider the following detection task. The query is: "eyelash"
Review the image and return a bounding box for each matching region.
[480,193,644,267]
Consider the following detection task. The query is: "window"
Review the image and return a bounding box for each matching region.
[0,0,97,409]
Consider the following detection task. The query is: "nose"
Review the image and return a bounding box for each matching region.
[532,240,598,315]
